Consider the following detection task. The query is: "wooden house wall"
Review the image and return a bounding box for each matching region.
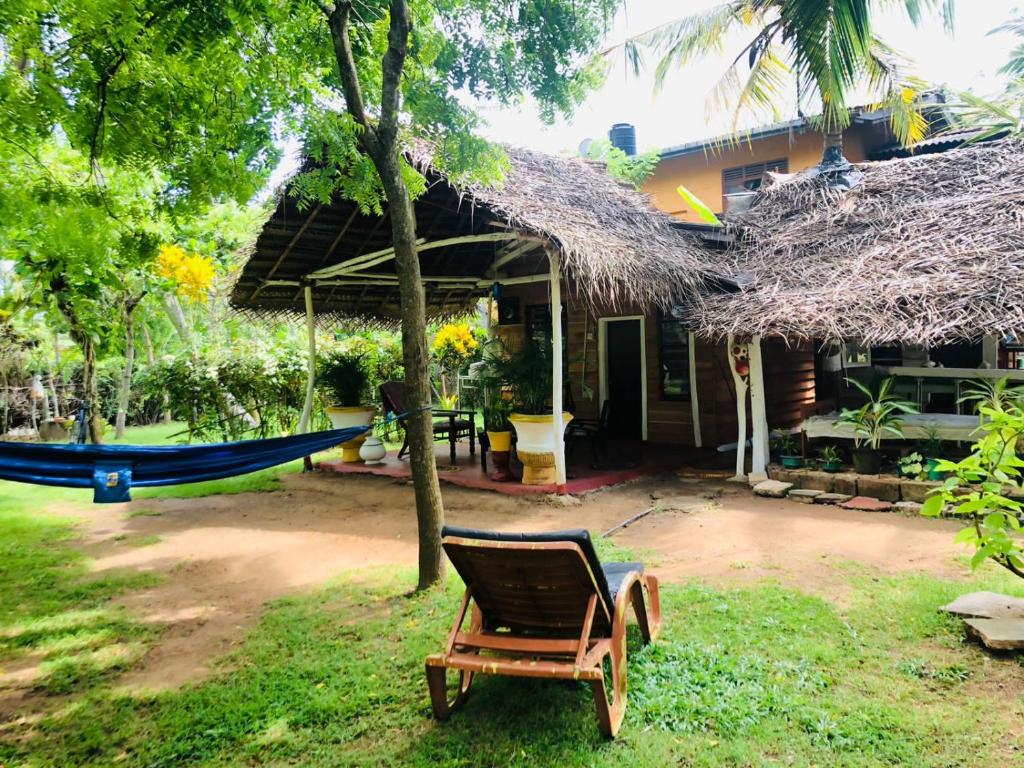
[497,284,819,448]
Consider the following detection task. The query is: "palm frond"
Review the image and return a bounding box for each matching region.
[706,35,790,132]
[863,37,929,146]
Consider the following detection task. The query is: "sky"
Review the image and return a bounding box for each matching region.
[263,0,1022,189]
[479,0,1023,155]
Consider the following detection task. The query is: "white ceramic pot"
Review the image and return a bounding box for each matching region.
[509,412,573,485]
[359,435,387,464]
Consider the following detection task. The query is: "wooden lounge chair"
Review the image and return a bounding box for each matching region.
[425,525,662,737]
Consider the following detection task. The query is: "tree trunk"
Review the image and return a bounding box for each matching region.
[77,333,103,443]
[115,316,135,439]
[324,0,446,589]
[822,130,845,166]
[381,163,447,590]
[163,293,191,348]
[141,323,155,365]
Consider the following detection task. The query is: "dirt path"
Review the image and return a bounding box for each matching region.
[60,472,969,692]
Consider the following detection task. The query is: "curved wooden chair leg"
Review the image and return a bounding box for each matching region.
[630,574,662,644]
[589,640,627,738]
[425,664,475,721]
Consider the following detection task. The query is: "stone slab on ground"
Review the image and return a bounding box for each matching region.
[814,492,854,505]
[840,496,893,512]
[964,618,1024,650]
[856,476,901,502]
[900,479,941,504]
[753,480,793,498]
[942,591,1024,620]
[894,501,922,515]
[788,488,823,504]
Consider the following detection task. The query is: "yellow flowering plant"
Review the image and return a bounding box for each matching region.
[157,244,216,302]
[431,323,480,401]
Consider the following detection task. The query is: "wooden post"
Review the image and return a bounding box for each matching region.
[726,334,748,481]
[748,334,770,476]
[549,250,567,491]
[688,331,702,448]
[298,285,317,447]
[982,335,999,368]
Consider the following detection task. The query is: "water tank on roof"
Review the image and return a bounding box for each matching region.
[608,123,637,156]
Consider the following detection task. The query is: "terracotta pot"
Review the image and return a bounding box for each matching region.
[509,413,573,485]
[489,450,514,482]
[326,405,376,462]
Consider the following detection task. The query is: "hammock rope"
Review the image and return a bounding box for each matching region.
[0,409,422,503]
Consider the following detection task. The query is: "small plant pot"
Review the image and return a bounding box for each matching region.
[487,430,512,453]
[851,448,882,475]
[925,458,944,482]
[779,454,804,469]
[818,459,842,473]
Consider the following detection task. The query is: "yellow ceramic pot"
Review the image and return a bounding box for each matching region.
[509,413,573,485]
[325,405,376,463]
[486,430,512,452]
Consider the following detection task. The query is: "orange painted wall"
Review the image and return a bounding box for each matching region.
[643,123,881,222]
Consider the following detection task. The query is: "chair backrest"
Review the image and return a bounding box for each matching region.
[380,381,409,418]
[440,525,614,635]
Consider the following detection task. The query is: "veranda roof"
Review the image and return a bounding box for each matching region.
[693,140,1024,345]
[231,145,714,324]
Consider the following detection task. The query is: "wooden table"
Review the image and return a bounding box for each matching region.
[433,409,475,464]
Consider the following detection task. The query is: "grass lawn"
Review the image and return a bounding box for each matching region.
[1,423,1023,766]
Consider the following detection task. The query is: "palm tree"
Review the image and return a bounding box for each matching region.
[621,0,955,164]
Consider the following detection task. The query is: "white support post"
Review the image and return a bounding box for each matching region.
[297,285,317,435]
[688,331,702,448]
[748,334,770,476]
[549,250,567,491]
[726,334,748,481]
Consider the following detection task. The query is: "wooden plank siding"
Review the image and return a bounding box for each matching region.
[495,284,819,448]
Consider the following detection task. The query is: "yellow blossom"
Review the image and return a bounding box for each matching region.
[157,244,216,302]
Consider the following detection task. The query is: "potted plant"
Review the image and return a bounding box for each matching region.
[483,396,515,481]
[898,451,925,480]
[499,343,572,485]
[919,424,945,481]
[319,350,375,462]
[817,444,842,473]
[772,431,803,468]
[834,376,917,475]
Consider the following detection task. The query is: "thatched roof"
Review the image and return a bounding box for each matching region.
[230,145,713,324]
[693,140,1024,345]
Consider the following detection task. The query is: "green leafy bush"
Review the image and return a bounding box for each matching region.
[318,351,369,407]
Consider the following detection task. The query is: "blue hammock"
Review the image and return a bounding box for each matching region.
[0,424,375,503]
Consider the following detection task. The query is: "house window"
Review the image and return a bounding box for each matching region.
[843,341,871,367]
[722,158,789,208]
[525,304,568,372]
[658,310,690,400]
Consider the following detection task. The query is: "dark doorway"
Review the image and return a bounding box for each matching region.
[605,318,644,439]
